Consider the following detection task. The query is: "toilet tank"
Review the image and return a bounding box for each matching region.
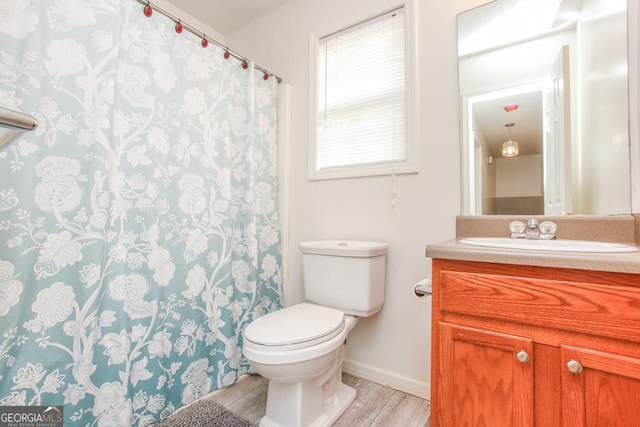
[299,240,388,317]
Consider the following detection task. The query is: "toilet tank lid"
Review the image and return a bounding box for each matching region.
[299,240,388,257]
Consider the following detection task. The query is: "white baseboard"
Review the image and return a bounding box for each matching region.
[342,359,431,400]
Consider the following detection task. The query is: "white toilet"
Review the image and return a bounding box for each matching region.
[242,240,388,427]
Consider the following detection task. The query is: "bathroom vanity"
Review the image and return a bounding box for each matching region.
[426,240,640,427]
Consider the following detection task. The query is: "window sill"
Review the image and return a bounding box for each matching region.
[307,162,418,181]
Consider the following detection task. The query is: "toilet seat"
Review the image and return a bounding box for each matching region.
[244,303,345,351]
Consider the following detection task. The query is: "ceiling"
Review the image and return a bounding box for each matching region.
[473,90,543,158]
[458,0,569,57]
[163,0,291,35]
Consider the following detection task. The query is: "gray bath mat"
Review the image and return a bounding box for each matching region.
[153,400,257,427]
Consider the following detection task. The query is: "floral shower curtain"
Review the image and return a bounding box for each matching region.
[0,1,283,425]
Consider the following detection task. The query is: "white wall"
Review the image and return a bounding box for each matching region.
[496,155,542,198]
[631,0,640,213]
[226,0,490,398]
[477,124,497,215]
[578,0,630,214]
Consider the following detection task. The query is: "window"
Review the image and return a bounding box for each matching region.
[309,5,417,180]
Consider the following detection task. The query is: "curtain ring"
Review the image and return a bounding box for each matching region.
[143,1,153,17]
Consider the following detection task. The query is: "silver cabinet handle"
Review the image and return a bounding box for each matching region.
[567,360,583,374]
[516,350,530,363]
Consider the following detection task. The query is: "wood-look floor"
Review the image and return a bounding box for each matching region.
[208,372,431,427]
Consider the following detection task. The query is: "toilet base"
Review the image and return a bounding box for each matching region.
[244,316,360,427]
[259,382,355,427]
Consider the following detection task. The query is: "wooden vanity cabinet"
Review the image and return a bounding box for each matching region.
[430,259,640,427]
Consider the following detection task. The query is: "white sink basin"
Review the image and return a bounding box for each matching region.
[459,237,639,253]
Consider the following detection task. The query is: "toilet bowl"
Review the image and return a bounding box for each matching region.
[243,304,358,427]
[242,240,387,427]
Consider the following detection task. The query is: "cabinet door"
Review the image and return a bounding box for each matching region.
[439,323,534,427]
[561,345,640,427]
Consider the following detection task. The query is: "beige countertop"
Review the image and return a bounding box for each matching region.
[426,239,640,275]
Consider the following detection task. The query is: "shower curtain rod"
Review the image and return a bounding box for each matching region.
[0,106,38,149]
[0,106,39,131]
[134,0,282,84]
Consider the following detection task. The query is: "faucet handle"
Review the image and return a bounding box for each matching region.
[509,220,526,239]
[539,220,557,240]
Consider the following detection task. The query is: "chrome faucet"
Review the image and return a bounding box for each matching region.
[525,219,540,239]
[509,219,557,240]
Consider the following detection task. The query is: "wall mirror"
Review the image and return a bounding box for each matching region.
[458,0,631,215]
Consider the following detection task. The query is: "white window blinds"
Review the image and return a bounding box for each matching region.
[316,7,406,172]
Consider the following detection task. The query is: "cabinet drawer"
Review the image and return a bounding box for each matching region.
[439,270,640,343]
